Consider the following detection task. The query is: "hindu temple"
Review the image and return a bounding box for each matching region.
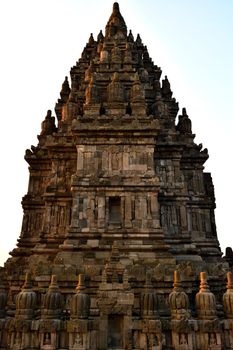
[0,3,232,350]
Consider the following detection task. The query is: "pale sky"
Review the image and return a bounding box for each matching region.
[0,0,232,266]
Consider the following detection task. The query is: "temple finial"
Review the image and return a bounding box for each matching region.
[128,29,134,42]
[136,34,142,45]
[97,30,104,42]
[173,270,181,289]
[113,2,120,12]
[105,2,127,38]
[88,33,95,45]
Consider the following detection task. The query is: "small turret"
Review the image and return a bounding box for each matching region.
[97,30,104,43]
[223,271,233,319]
[141,271,158,319]
[42,275,63,319]
[70,274,90,319]
[142,46,151,64]
[15,273,37,320]
[169,270,190,320]
[224,247,233,268]
[195,272,217,320]
[127,29,134,42]
[136,34,142,45]
[88,33,95,45]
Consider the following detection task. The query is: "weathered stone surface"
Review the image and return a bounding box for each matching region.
[1,2,233,349]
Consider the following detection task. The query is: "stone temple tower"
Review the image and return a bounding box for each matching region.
[1,3,233,350]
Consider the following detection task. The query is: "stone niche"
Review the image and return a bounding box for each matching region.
[109,196,122,227]
[108,314,124,349]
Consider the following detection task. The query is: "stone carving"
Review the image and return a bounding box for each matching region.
[161,75,172,99]
[111,43,122,64]
[107,72,125,103]
[124,45,133,64]
[40,110,57,136]
[100,42,109,63]
[131,72,145,103]
[176,108,192,135]
[85,74,99,104]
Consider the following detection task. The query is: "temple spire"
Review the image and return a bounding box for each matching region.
[105,2,127,38]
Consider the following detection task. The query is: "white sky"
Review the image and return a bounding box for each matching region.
[0,0,232,266]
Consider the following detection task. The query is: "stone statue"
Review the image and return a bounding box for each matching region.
[40,110,57,136]
[176,108,192,135]
[161,75,172,98]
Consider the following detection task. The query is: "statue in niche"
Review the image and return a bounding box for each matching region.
[73,333,83,347]
[209,333,217,345]
[44,333,51,345]
[112,153,121,170]
[111,44,122,63]
[85,74,99,104]
[57,162,67,189]
[149,334,159,349]
[179,333,189,350]
[180,333,187,345]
